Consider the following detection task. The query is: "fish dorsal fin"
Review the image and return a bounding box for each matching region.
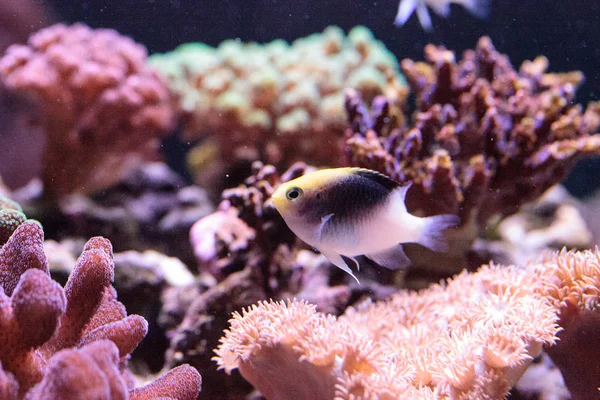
[365,244,411,270]
[394,181,412,203]
[349,168,401,191]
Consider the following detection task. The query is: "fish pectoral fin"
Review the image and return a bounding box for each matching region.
[365,245,411,270]
[320,250,360,284]
[315,213,334,241]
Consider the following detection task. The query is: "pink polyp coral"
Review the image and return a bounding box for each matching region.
[0,198,27,245]
[215,249,600,399]
[0,203,201,399]
[24,340,129,400]
[0,222,48,297]
[0,23,176,196]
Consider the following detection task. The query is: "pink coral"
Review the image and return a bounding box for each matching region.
[129,364,202,400]
[0,204,201,399]
[0,23,175,197]
[215,249,600,399]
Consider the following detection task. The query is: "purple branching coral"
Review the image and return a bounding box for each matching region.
[345,37,600,232]
[0,199,201,399]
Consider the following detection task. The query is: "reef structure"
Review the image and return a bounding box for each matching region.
[215,248,600,400]
[0,199,201,399]
[345,37,600,234]
[0,23,176,197]
[150,26,408,190]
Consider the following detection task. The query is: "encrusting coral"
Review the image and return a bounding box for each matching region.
[150,26,408,190]
[345,37,600,233]
[0,23,176,197]
[214,248,600,400]
[0,199,201,399]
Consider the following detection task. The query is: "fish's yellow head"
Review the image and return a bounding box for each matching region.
[271,178,311,217]
[271,168,347,218]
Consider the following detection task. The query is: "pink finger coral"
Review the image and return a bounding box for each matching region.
[215,248,600,400]
[0,201,201,399]
[0,23,176,197]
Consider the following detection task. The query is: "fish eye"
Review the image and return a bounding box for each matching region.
[286,187,303,201]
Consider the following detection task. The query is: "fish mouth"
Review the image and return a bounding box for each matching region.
[270,194,284,210]
[270,187,286,211]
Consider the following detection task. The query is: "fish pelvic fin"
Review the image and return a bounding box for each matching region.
[365,244,411,270]
[320,250,360,284]
[418,214,460,252]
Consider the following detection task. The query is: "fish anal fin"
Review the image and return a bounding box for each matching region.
[320,250,360,283]
[366,244,411,270]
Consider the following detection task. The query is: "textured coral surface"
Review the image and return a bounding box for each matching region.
[0,201,201,399]
[151,26,408,190]
[345,37,600,230]
[215,249,600,400]
[0,23,175,196]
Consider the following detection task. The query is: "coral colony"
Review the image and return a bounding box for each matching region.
[149,26,408,192]
[0,19,599,400]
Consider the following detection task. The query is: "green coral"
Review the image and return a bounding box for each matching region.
[0,196,32,245]
[148,25,406,142]
[149,26,408,189]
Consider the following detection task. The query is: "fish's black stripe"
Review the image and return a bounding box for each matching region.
[351,169,400,191]
[297,169,396,231]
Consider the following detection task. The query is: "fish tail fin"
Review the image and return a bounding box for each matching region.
[395,0,433,31]
[394,0,418,26]
[418,214,460,252]
[415,2,433,30]
[461,0,491,19]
